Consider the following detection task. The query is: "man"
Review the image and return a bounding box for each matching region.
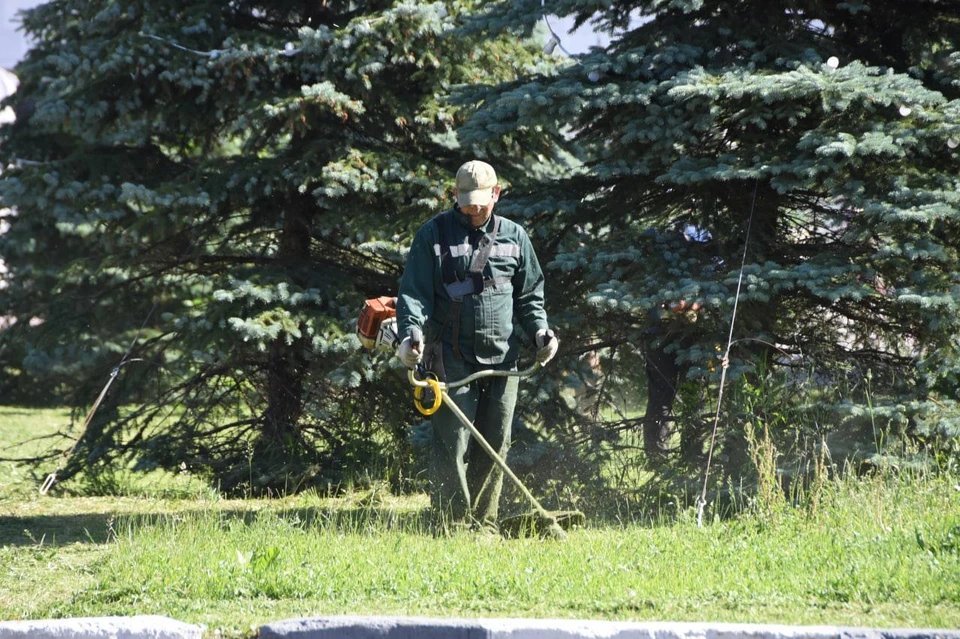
[642,301,698,456]
[395,160,557,533]
[641,223,709,458]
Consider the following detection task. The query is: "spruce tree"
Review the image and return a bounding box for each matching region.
[461,0,960,475]
[0,0,548,493]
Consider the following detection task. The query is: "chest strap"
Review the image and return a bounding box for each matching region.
[440,213,502,292]
[444,275,512,299]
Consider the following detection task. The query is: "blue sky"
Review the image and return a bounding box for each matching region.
[548,14,612,54]
[1,5,612,69]
[0,0,44,69]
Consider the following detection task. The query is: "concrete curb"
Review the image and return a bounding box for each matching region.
[0,615,203,639]
[258,617,960,639]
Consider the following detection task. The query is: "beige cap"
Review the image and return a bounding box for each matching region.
[455,160,497,208]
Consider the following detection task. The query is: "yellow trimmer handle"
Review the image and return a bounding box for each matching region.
[414,376,442,416]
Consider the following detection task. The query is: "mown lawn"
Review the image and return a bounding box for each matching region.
[1,405,959,638]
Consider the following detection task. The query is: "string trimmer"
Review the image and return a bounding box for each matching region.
[357,296,584,539]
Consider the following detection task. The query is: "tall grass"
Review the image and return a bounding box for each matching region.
[2,405,960,637]
[3,472,956,634]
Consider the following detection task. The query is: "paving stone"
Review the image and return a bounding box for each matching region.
[258,616,960,639]
[0,615,202,639]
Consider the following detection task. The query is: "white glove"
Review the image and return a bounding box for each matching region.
[535,328,558,365]
[397,335,422,369]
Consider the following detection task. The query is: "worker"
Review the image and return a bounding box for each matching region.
[642,301,699,455]
[395,160,558,534]
[640,223,710,457]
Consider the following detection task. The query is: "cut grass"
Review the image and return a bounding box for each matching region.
[0,406,74,500]
[1,405,959,638]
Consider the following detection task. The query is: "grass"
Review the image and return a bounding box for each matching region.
[1,405,959,637]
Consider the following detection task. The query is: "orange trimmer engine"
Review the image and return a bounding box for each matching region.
[357,296,400,351]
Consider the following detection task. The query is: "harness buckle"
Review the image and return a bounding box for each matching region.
[470,271,485,294]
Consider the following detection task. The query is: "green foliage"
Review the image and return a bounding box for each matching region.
[457,0,960,489]
[916,524,960,559]
[2,0,959,503]
[0,0,552,493]
[744,421,787,523]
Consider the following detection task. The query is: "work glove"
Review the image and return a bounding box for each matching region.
[535,328,558,365]
[397,333,422,369]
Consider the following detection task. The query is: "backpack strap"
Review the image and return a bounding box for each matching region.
[439,210,458,286]
[441,215,509,299]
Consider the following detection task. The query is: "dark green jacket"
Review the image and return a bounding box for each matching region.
[397,208,549,365]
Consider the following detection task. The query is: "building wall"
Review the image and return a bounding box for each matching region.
[1,0,44,69]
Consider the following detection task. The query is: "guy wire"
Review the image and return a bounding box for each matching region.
[696,179,759,527]
[40,232,197,495]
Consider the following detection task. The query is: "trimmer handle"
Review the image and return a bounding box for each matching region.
[408,361,541,390]
[409,327,425,377]
[538,327,556,346]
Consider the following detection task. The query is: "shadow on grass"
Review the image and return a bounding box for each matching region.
[0,512,118,546]
[0,504,440,547]
[0,409,48,417]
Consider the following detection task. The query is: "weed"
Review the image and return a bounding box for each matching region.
[802,438,830,518]
[744,421,786,523]
[916,523,960,557]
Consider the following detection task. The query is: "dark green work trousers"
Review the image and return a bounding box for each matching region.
[430,344,519,528]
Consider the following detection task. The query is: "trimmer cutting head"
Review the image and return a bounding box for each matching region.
[498,510,586,539]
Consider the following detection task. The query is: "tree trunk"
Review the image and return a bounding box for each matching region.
[259,198,312,474]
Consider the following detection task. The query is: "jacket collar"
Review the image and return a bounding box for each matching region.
[452,206,495,233]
